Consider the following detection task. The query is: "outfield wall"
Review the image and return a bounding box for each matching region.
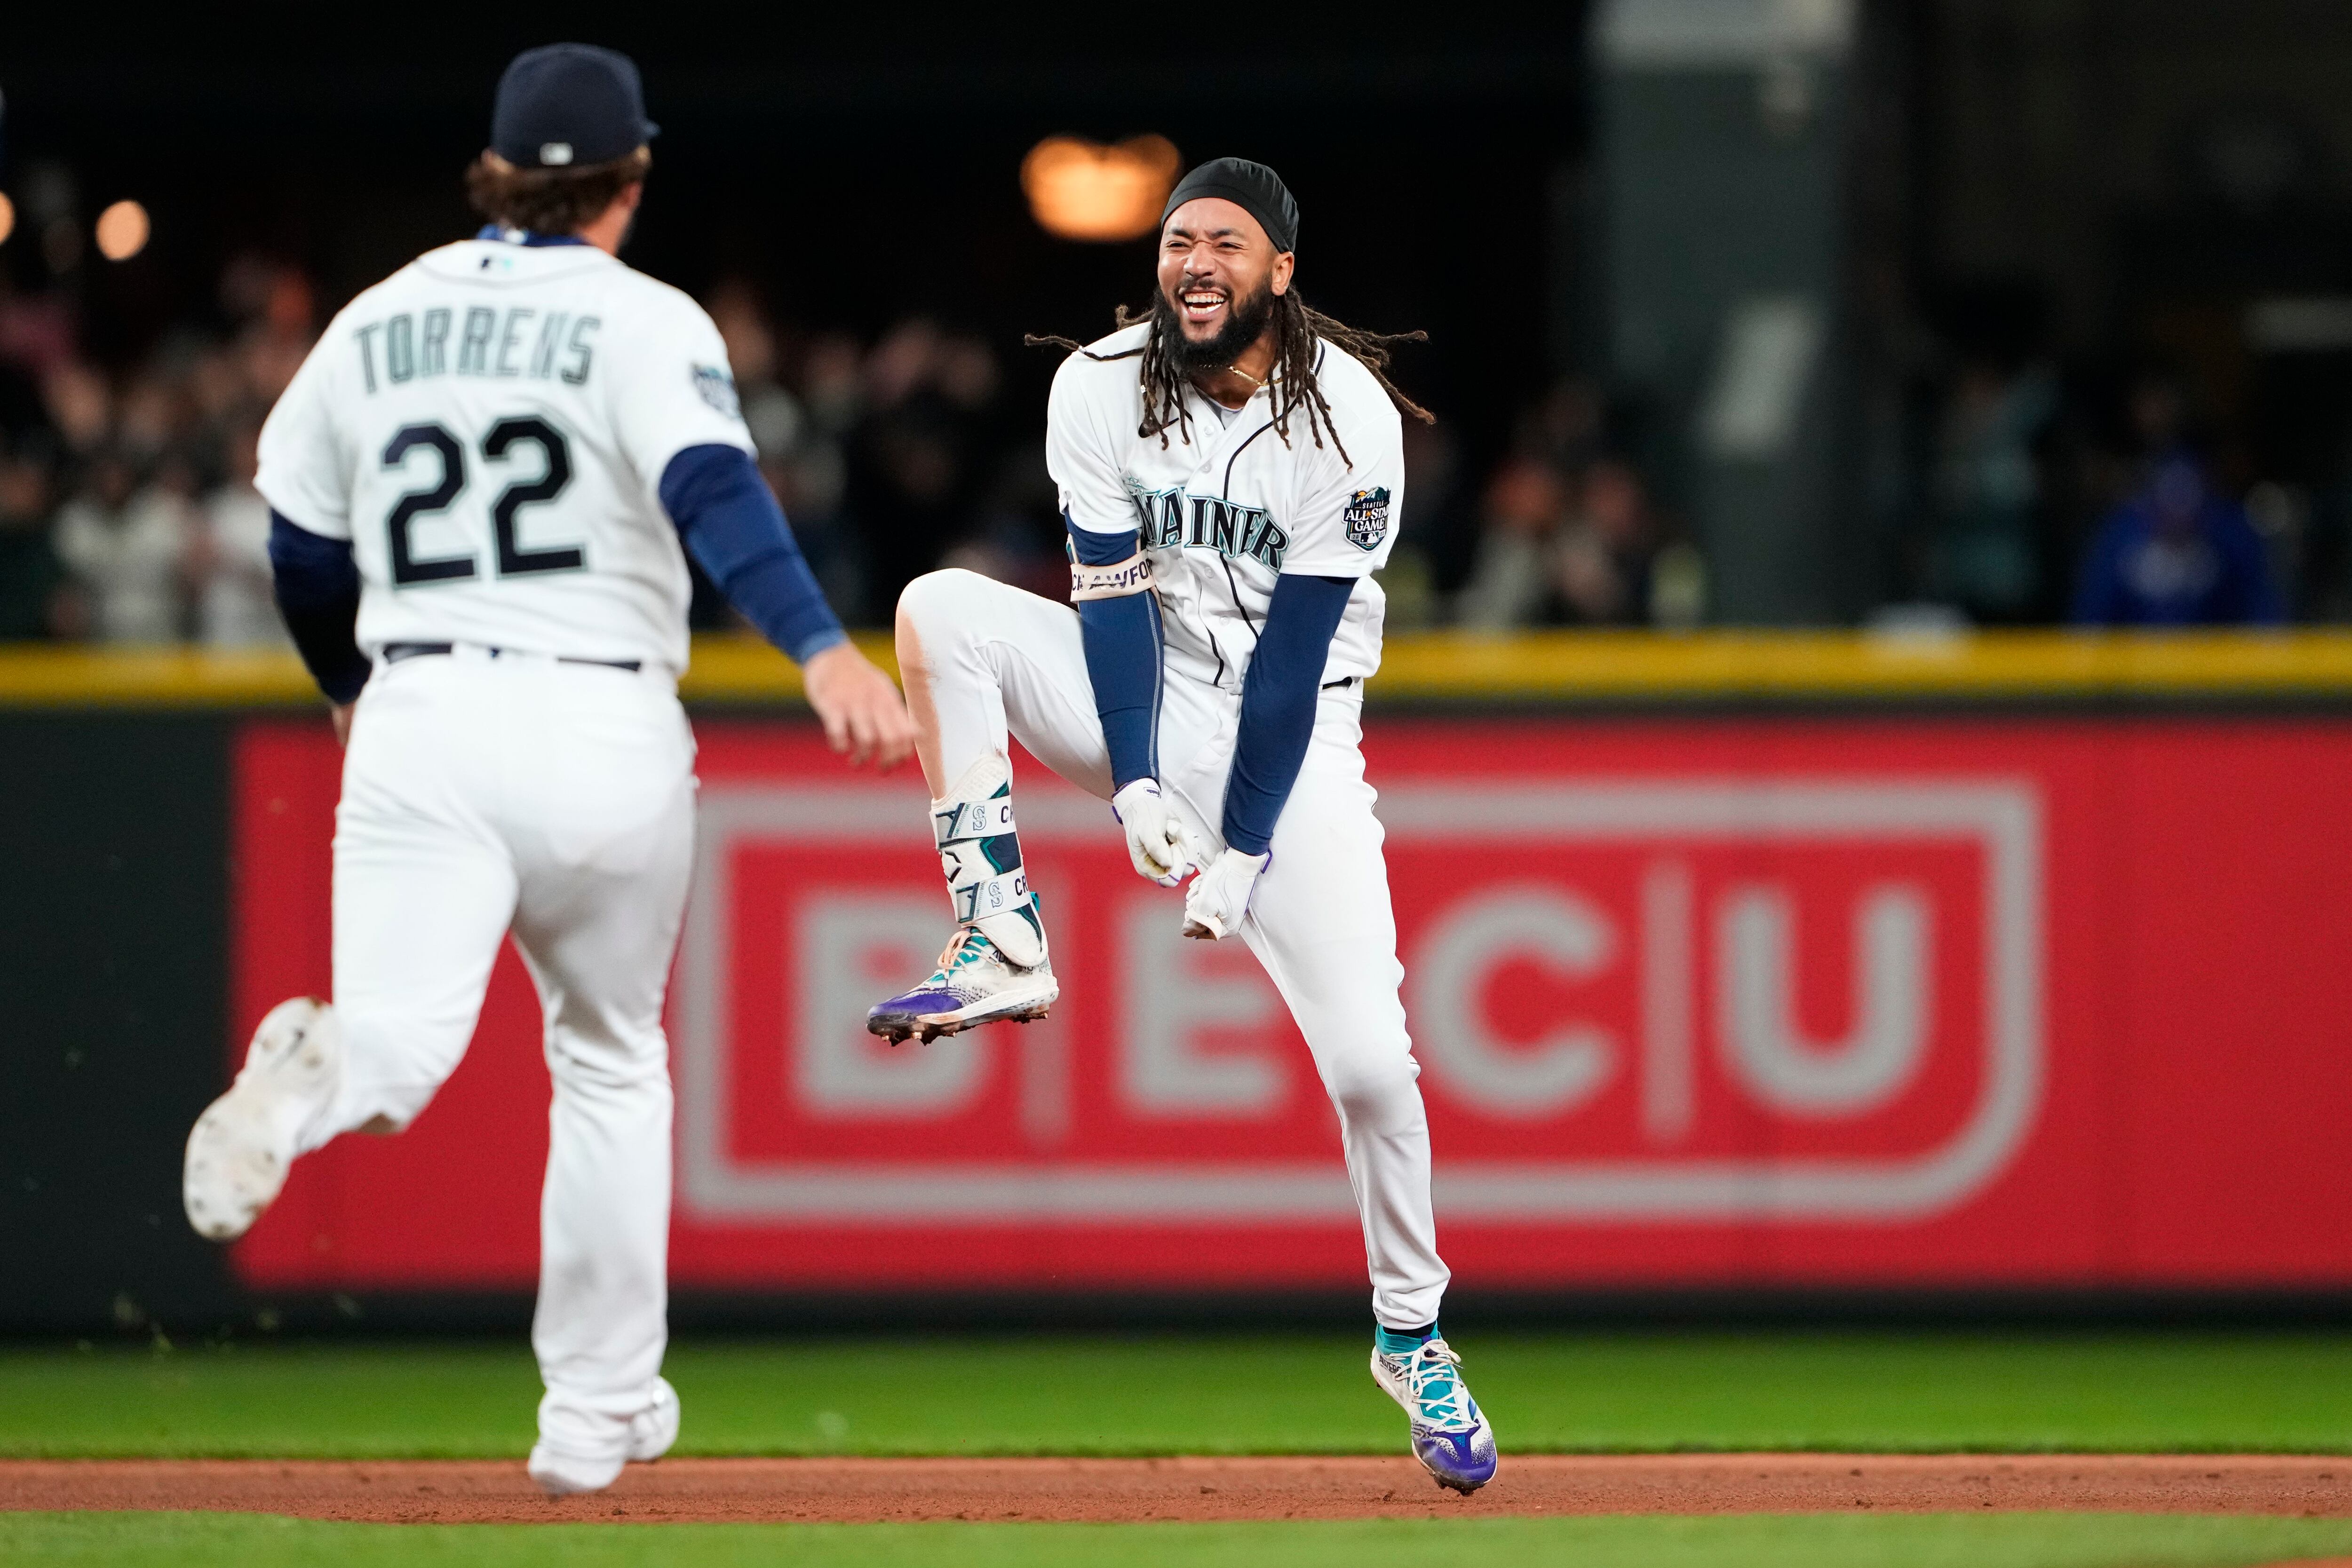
[8,631,2352,1330]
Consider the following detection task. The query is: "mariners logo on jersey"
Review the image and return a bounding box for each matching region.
[1125,480,1290,569]
[1343,486,1391,552]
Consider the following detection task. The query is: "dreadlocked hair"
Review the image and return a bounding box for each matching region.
[1025,289,1431,470]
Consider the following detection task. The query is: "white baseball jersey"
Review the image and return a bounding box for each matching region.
[257,238,755,675]
[1047,322,1406,692]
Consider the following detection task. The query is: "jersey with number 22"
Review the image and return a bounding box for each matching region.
[256,238,755,675]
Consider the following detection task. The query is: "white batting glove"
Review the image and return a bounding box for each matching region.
[1112,779,1207,888]
[1182,847,1269,940]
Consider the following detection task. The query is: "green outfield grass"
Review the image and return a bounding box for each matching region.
[7,1512,2352,1568]
[3,1330,2350,1458]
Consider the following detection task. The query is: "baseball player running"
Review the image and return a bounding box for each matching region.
[180,45,912,1496]
[868,158,1496,1492]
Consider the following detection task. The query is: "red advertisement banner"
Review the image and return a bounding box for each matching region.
[229,716,2352,1293]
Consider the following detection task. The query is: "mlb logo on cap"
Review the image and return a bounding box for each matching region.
[491,43,658,170]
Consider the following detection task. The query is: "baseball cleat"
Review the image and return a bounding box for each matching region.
[528,1378,680,1497]
[183,997,340,1243]
[1371,1335,1499,1494]
[866,926,1057,1044]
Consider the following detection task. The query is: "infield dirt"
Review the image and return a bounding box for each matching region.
[3,1454,2348,1525]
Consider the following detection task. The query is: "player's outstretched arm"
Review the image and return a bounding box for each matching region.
[659,443,912,770]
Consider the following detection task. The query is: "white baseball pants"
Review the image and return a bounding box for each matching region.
[898,568,1449,1329]
[294,645,695,1454]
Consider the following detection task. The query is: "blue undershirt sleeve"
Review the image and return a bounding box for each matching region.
[268,512,371,705]
[1221,574,1357,857]
[658,443,848,666]
[1067,514,1162,790]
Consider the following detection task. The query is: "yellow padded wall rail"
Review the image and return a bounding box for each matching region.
[4,629,2352,708]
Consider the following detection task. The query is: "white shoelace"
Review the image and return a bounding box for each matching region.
[1397,1339,1477,1430]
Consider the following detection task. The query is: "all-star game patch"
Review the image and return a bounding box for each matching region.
[691,364,741,418]
[1343,486,1392,551]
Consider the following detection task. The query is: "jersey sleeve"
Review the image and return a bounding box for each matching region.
[604,289,758,499]
[1277,375,1406,578]
[1046,354,1138,544]
[254,325,358,539]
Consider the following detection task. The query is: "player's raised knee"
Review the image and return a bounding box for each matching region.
[897,567,991,625]
[895,568,992,652]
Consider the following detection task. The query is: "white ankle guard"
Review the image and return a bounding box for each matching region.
[932,752,1046,968]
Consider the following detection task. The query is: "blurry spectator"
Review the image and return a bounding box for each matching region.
[847,318,1003,609]
[223,257,317,408]
[1454,452,1665,628]
[1379,418,1458,632]
[42,362,111,455]
[939,446,1066,601]
[53,451,192,643]
[2070,451,2282,626]
[116,370,187,467]
[1555,459,1658,625]
[1924,357,2058,621]
[707,279,804,457]
[1455,456,1570,629]
[0,282,77,386]
[802,332,865,435]
[191,422,285,648]
[0,443,66,639]
[705,281,863,621]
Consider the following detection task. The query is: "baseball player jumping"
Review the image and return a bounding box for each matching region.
[179,45,912,1496]
[869,158,1496,1492]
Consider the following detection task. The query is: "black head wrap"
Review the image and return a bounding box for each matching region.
[1159,158,1300,254]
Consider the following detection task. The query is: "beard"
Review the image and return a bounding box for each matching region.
[1154,278,1277,372]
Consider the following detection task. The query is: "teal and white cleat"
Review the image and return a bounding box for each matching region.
[866,925,1057,1044]
[1371,1333,1498,1493]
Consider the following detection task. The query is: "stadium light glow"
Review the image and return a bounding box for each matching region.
[95,200,150,261]
[0,193,15,247]
[1022,135,1181,243]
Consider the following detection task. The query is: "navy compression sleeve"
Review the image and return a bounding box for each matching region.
[1068,515,1162,790]
[1221,574,1356,856]
[268,512,371,705]
[659,443,847,665]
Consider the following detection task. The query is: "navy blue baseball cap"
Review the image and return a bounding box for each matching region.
[490,44,658,169]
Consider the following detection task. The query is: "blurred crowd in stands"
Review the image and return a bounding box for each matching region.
[1892,321,2290,630]
[0,256,311,645]
[0,252,2307,647]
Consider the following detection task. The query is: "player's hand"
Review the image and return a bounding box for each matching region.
[803,641,914,771]
[331,702,354,749]
[1182,847,1269,940]
[1112,779,1209,887]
